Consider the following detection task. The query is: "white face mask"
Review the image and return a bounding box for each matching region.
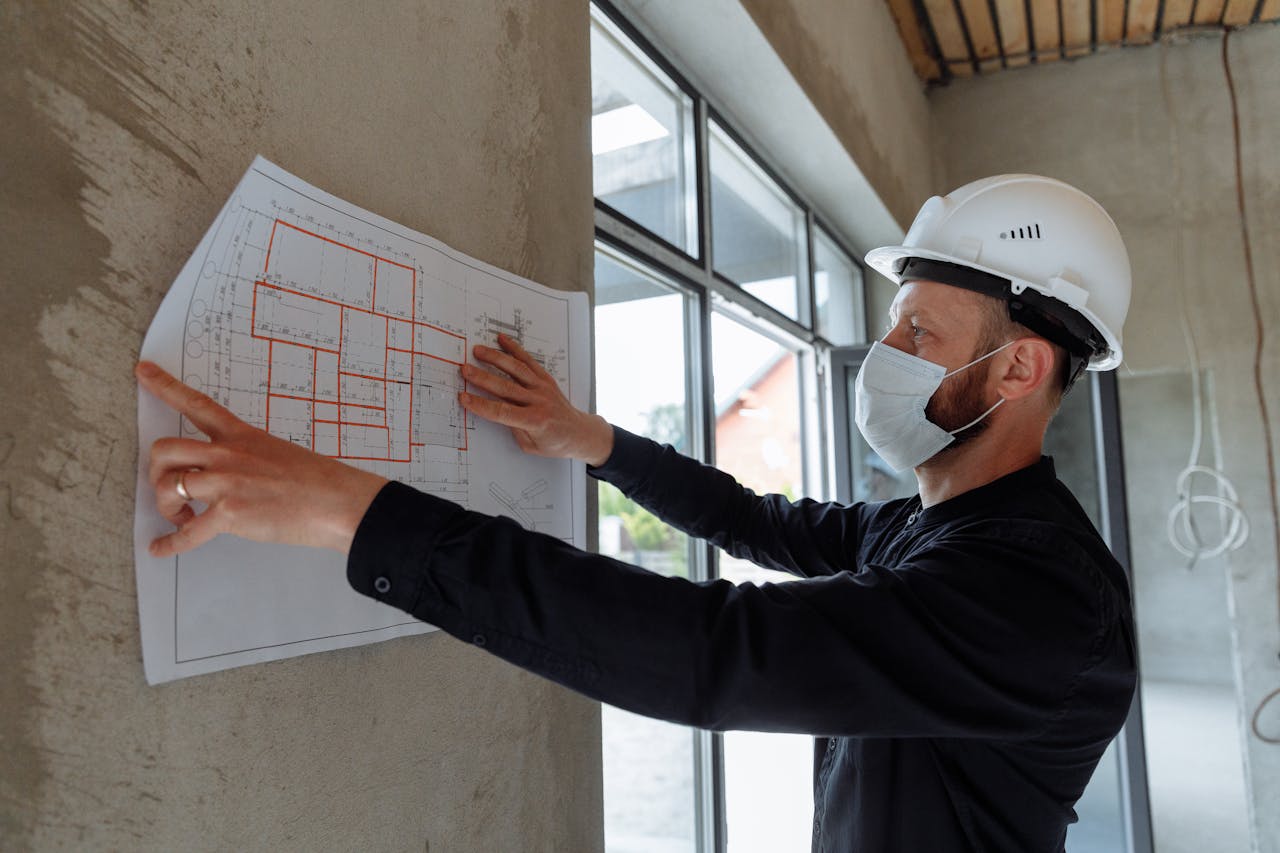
[853,340,1013,473]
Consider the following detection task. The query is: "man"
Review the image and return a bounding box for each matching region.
[138,174,1137,852]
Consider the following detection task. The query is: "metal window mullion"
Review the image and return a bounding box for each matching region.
[1091,370,1154,853]
[695,95,712,273]
[706,274,814,345]
[804,208,817,333]
[692,90,728,853]
[692,723,725,853]
[595,208,708,290]
[802,209,826,500]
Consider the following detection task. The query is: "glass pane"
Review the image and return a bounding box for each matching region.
[1043,375,1101,527]
[591,9,696,254]
[709,123,808,322]
[813,228,864,346]
[710,309,813,852]
[595,248,696,853]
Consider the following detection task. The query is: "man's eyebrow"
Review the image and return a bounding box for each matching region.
[888,305,940,324]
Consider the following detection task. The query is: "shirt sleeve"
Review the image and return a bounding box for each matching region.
[588,425,861,578]
[347,481,1122,739]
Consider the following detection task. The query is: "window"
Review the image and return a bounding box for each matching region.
[590,8,1148,851]
[591,7,697,255]
[813,226,864,346]
[594,246,699,852]
[589,4,871,851]
[709,122,809,323]
[710,308,816,850]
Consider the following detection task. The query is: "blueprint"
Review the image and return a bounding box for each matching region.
[135,157,589,685]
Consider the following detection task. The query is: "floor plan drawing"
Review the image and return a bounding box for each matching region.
[135,157,589,685]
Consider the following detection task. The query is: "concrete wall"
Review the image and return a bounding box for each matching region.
[930,25,1280,851]
[1,1,601,850]
[740,0,935,232]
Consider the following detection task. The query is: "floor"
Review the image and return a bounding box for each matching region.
[1140,679,1251,853]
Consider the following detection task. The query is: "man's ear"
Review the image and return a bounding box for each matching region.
[994,337,1056,402]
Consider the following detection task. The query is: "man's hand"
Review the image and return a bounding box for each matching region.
[459,333,614,467]
[136,361,388,558]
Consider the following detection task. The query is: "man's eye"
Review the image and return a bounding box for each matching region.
[911,325,926,338]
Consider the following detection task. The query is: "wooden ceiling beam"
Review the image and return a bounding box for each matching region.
[1062,0,1092,57]
[1194,0,1229,25]
[957,0,1004,71]
[1162,0,1197,29]
[1029,0,1061,62]
[886,0,945,81]
[993,0,1032,66]
[1125,0,1161,43]
[1223,0,1259,24]
[1098,0,1126,41]
[923,0,977,75]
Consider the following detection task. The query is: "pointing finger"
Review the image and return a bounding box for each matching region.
[136,362,241,440]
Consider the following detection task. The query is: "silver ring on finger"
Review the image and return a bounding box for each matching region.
[175,469,193,502]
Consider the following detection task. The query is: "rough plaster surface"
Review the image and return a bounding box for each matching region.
[1,1,601,850]
[930,26,1280,851]
[1120,370,1236,685]
[739,0,935,231]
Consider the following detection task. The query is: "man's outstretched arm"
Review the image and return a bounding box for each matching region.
[346,479,1090,738]
[134,358,1094,738]
[460,335,860,577]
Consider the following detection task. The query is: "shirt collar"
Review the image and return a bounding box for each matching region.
[912,456,1057,527]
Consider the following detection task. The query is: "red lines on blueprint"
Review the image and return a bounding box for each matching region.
[250,219,468,463]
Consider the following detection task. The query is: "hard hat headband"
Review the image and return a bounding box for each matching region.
[895,256,1105,389]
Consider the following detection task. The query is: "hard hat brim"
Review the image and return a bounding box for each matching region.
[864,245,1122,371]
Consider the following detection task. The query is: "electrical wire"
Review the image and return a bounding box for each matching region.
[1222,27,1280,747]
[1158,38,1250,567]
[1254,686,1280,745]
[1157,28,1280,746]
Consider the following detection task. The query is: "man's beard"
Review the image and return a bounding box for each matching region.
[924,354,995,448]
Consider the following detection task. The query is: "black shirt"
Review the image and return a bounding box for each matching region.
[347,426,1136,852]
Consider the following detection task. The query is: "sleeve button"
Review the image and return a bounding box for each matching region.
[373,576,391,594]
[472,633,487,647]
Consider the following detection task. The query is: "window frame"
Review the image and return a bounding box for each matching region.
[590,3,874,850]
[590,2,703,263]
[706,114,814,327]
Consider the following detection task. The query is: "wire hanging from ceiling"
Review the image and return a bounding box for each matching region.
[1157,37,1250,568]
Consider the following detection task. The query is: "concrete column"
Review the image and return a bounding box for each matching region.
[0,1,601,849]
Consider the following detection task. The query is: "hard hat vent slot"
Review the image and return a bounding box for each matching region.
[1000,223,1042,240]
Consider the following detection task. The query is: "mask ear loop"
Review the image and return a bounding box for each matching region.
[946,397,1006,436]
[942,339,1016,379]
[940,340,1014,436]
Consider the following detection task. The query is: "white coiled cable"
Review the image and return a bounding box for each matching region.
[1166,465,1249,563]
[1160,38,1250,568]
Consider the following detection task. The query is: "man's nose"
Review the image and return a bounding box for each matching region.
[879,323,911,353]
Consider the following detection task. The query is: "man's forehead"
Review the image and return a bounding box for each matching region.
[889,280,982,319]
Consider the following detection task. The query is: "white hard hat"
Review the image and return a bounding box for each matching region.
[865,174,1131,371]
